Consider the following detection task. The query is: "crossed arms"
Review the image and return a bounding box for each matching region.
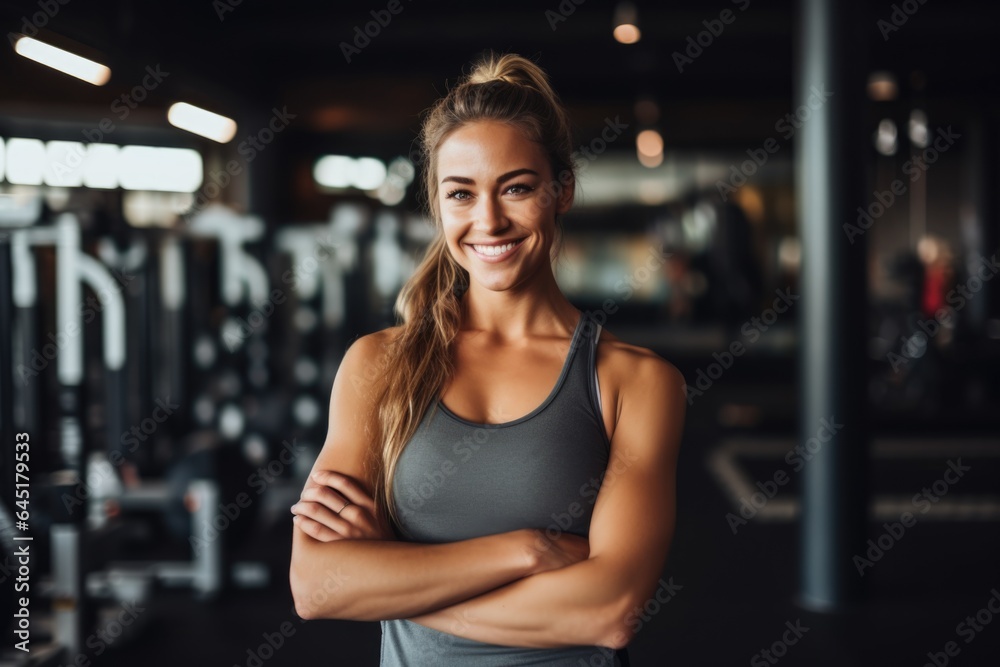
[289,332,686,650]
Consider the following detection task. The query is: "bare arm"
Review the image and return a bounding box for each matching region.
[289,333,586,621]
[291,523,536,621]
[405,355,687,650]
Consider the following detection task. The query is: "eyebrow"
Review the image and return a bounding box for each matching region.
[440,168,539,185]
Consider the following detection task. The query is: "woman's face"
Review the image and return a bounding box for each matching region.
[435,120,573,294]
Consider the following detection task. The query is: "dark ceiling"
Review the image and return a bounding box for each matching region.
[1,0,998,153]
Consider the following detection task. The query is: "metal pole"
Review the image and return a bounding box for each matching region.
[795,0,870,611]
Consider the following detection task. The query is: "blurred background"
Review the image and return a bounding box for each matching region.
[1,0,998,665]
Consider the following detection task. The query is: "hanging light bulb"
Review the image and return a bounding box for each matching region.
[875,118,898,156]
[908,109,929,148]
[867,71,898,101]
[613,2,641,44]
[637,129,663,168]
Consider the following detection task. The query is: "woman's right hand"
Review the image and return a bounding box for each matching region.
[523,528,591,575]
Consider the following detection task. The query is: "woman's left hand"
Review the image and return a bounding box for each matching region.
[291,469,396,542]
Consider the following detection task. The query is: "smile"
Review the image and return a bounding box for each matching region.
[465,238,526,262]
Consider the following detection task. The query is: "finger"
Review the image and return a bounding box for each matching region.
[309,469,376,514]
[294,500,379,540]
[292,500,354,536]
[293,515,345,542]
[299,484,353,517]
[309,470,377,514]
[296,482,376,530]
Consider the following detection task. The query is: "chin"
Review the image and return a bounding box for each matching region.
[469,277,515,292]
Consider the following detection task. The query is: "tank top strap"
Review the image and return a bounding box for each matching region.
[558,311,611,453]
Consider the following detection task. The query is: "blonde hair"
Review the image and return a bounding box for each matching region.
[365,51,577,532]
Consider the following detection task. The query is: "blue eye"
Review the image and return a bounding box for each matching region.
[445,189,471,201]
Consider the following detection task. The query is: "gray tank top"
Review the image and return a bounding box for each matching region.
[380,311,630,666]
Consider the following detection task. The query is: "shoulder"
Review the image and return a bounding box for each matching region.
[344,325,405,362]
[335,326,406,393]
[345,325,404,355]
[596,326,686,417]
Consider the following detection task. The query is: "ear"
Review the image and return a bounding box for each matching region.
[555,176,575,216]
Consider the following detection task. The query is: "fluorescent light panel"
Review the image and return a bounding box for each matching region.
[314,155,387,190]
[44,141,86,187]
[1,138,202,192]
[167,102,237,143]
[14,36,111,86]
[6,138,46,185]
[119,145,203,192]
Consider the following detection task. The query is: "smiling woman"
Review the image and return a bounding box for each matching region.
[289,50,686,667]
[437,120,572,286]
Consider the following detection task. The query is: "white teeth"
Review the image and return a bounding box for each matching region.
[472,241,518,256]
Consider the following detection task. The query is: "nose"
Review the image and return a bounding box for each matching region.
[472,193,509,235]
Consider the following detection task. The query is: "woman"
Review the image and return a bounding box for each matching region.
[289,51,686,666]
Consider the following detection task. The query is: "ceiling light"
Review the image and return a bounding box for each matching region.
[875,118,898,156]
[354,157,387,190]
[613,2,641,44]
[314,155,354,188]
[867,71,898,101]
[908,109,929,148]
[167,102,237,143]
[637,129,664,157]
[13,36,110,85]
[118,145,203,192]
[5,138,46,185]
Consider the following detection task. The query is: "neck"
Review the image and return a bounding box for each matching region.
[459,267,580,343]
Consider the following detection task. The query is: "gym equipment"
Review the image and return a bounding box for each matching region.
[2,205,239,663]
[273,202,365,446]
[0,185,424,664]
